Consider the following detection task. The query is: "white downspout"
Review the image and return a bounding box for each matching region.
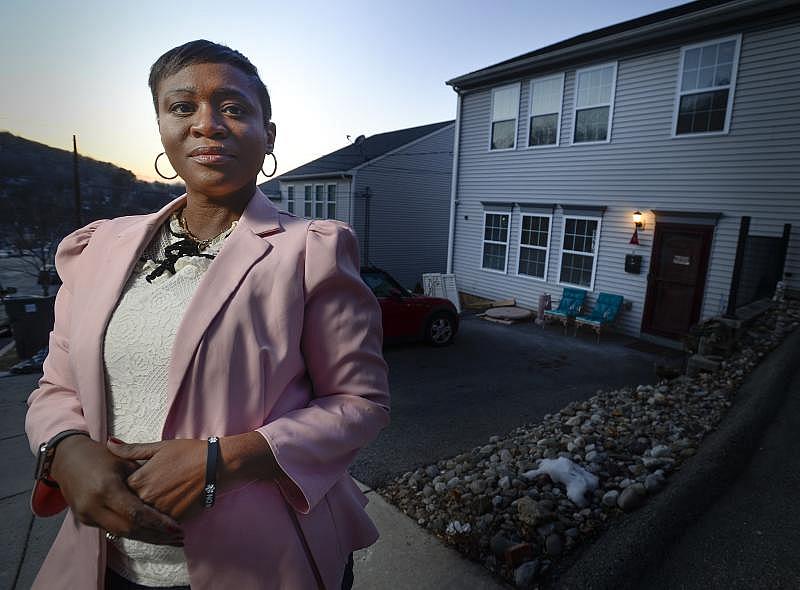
[446,92,463,274]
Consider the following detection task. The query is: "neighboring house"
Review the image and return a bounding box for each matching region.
[259,178,282,203]
[266,121,454,289]
[445,0,799,344]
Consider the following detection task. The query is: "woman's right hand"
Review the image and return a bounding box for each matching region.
[49,435,184,546]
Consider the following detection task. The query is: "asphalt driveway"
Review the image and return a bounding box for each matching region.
[351,314,682,488]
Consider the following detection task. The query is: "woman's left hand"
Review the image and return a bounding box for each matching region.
[106,438,206,521]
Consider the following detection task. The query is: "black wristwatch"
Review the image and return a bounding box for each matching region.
[34,430,90,487]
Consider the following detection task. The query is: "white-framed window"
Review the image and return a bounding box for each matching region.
[326,184,336,219]
[287,185,294,214]
[304,185,313,218]
[673,35,741,136]
[572,62,617,144]
[517,214,552,279]
[481,212,510,272]
[489,83,520,150]
[528,74,564,148]
[314,185,325,218]
[558,215,602,290]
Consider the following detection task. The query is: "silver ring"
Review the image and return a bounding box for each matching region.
[105,531,118,542]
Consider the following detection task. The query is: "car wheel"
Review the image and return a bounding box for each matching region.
[426,312,456,347]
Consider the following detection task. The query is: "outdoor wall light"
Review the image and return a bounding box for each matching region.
[629,210,645,246]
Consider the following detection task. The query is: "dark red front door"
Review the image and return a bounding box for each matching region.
[642,223,714,339]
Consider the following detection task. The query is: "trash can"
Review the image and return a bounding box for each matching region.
[3,295,56,359]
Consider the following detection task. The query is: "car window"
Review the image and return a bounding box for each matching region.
[362,271,406,298]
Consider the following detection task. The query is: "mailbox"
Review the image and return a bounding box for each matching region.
[625,254,642,274]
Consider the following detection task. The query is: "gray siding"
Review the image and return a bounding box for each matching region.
[452,19,800,338]
[354,125,454,289]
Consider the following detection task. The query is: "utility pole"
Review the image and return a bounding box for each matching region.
[72,134,82,228]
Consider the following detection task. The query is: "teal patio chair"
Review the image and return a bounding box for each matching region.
[574,293,624,342]
[543,288,587,334]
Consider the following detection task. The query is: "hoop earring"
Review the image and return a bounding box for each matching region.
[154,152,179,180]
[261,152,277,178]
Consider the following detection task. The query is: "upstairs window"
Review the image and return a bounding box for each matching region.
[573,63,617,143]
[304,185,313,218]
[287,186,294,214]
[490,83,520,150]
[528,75,564,147]
[674,36,740,135]
[327,184,337,219]
[481,212,510,272]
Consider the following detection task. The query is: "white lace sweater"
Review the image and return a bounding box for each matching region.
[103,213,236,587]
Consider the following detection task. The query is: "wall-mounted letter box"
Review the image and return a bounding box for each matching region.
[625,254,642,274]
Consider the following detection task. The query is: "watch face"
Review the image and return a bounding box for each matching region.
[35,431,89,482]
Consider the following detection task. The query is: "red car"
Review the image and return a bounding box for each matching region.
[361,266,459,346]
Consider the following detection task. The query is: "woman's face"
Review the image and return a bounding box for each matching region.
[156,62,276,198]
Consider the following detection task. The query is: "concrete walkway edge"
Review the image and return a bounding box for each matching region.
[555,329,800,590]
[353,481,512,589]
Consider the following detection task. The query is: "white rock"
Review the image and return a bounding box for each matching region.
[445,520,471,535]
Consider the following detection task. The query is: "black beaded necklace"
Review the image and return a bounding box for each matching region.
[142,211,230,283]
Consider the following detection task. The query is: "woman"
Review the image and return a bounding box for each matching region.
[25,40,390,590]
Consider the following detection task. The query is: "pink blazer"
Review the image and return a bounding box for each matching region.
[25,188,391,590]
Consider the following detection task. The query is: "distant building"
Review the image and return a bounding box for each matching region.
[445,0,799,343]
[263,121,454,289]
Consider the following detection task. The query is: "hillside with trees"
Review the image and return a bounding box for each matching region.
[0,132,181,291]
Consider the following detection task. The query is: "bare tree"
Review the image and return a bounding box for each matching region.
[0,184,72,296]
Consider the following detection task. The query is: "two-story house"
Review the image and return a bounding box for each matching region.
[445,0,799,343]
[270,121,454,289]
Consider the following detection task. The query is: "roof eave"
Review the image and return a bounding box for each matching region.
[278,172,353,181]
[446,0,794,92]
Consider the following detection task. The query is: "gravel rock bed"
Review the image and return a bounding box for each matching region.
[378,299,800,589]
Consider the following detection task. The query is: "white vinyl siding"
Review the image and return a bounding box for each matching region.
[517,214,552,279]
[572,63,617,143]
[673,35,742,136]
[481,212,510,272]
[287,186,294,214]
[351,123,454,288]
[558,216,602,290]
[489,83,520,150]
[303,185,313,217]
[528,75,564,148]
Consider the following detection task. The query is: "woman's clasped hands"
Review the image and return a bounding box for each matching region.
[106,437,208,522]
[49,435,190,547]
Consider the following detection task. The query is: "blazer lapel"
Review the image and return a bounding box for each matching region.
[75,195,187,441]
[164,188,283,433]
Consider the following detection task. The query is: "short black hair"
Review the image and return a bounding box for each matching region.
[148,39,272,124]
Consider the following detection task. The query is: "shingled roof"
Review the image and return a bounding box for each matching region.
[277,120,454,180]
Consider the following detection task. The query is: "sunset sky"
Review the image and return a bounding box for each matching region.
[2,0,687,182]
